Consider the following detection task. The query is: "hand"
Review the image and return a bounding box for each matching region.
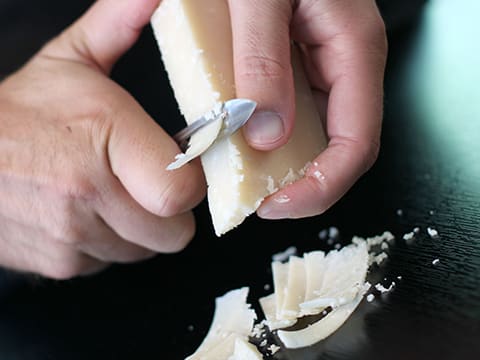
[0,0,206,279]
[228,0,387,218]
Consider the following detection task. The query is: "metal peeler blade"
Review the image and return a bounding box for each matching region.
[173,99,257,151]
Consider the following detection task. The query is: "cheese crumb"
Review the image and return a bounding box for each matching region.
[403,232,415,241]
[268,344,281,355]
[329,226,339,239]
[313,170,326,181]
[274,194,291,204]
[375,282,395,293]
[396,209,403,216]
[266,176,277,194]
[364,231,395,248]
[251,322,266,339]
[318,229,328,240]
[370,252,388,266]
[279,168,298,188]
[427,227,439,238]
[366,294,375,302]
[432,258,440,266]
[272,246,297,262]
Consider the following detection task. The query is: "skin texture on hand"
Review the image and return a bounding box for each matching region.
[0,0,206,279]
[228,0,388,219]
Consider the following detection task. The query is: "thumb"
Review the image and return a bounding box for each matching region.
[41,0,160,74]
[228,0,295,151]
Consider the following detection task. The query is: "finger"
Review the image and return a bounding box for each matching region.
[75,214,157,263]
[96,174,197,253]
[256,2,387,219]
[292,0,387,146]
[257,125,380,219]
[0,219,107,280]
[40,0,160,73]
[228,0,295,150]
[106,94,206,219]
[258,35,385,219]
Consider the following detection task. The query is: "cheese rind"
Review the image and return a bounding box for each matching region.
[152,0,327,235]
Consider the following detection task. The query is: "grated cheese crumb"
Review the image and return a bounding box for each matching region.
[373,252,388,266]
[318,229,328,240]
[313,170,326,181]
[366,294,375,302]
[274,194,291,204]
[272,246,297,262]
[375,281,395,293]
[329,226,339,239]
[251,323,265,338]
[365,231,395,249]
[268,344,281,355]
[427,227,439,238]
[432,258,440,266]
[403,232,415,241]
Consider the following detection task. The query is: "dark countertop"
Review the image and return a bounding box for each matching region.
[0,1,479,359]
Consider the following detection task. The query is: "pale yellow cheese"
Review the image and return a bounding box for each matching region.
[281,256,306,319]
[229,338,263,360]
[258,241,370,349]
[185,287,257,360]
[151,0,327,235]
[277,294,364,349]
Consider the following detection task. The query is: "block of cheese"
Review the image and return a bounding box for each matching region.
[151,0,328,236]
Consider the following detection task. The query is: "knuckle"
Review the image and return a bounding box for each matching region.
[305,172,330,204]
[57,226,84,246]
[64,175,98,202]
[360,139,381,172]
[155,191,183,218]
[356,14,388,54]
[42,256,83,280]
[238,53,288,81]
[155,176,206,217]
[49,211,84,246]
[47,178,97,244]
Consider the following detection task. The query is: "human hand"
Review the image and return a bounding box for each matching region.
[228,0,387,218]
[0,0,206,279]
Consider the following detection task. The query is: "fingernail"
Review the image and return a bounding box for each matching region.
[244,111,284,145]
[257,200,291,219]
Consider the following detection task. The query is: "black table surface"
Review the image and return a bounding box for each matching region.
[1,1,479,359]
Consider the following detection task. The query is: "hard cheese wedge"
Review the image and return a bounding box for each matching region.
[151,0,327,236]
